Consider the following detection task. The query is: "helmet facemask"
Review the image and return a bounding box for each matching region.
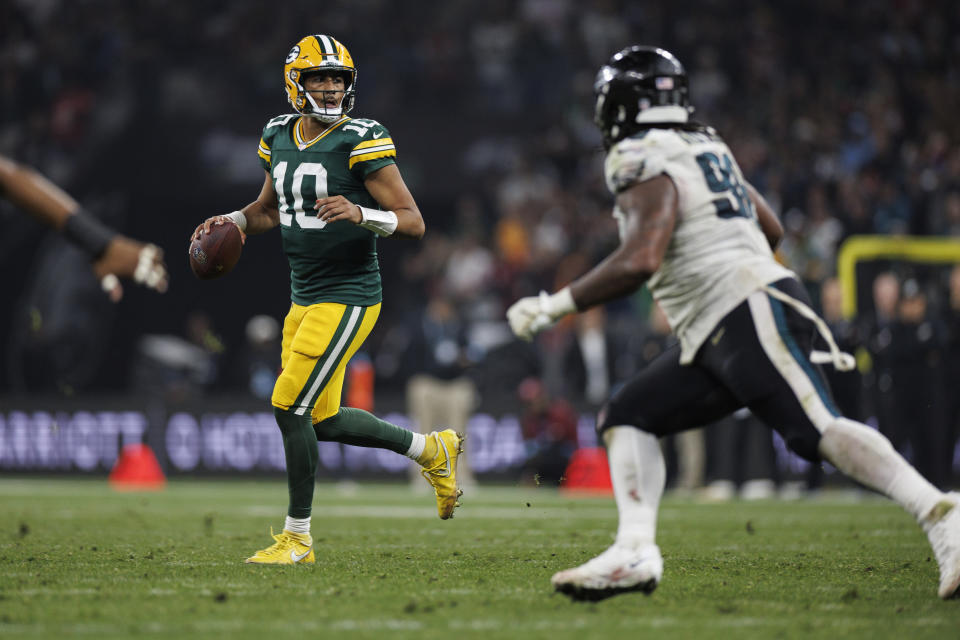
[291,69,356,123]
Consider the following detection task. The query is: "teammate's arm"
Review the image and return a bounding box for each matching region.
[745,182,783,250]
[191,170,280,242]
[507,175,678,340]
[0,154,168,301]
[314,164,425,240]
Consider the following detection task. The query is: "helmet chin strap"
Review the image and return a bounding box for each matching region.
[303,90,344,123]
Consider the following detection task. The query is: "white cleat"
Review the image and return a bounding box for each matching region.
[924,492,960,600]
[552,543,662,602]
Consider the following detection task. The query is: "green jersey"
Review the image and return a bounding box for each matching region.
[257,114,398,306]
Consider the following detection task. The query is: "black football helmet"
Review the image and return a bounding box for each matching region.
[593,46,692,148]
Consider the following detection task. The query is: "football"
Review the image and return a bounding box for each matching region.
[189,221,242,280]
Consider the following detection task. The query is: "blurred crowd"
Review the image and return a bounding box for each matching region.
[1,1,959,484]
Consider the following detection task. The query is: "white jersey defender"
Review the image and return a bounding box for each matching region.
[507,45,960,603]
[605,127,792,363]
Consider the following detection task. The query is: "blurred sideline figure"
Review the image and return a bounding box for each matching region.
[133,311,223,400]
[939,264,960,488]
[406,294,478,489]
[865,272,901,453]
[507,46,960,601]
[889,278,946,487]
[945,266,960,485]
[803,276,863,494]
[517,377,578,486]
[191,35,463,565]
[701,409,777,501]
[243,314,282,400]
[0,154,168,302]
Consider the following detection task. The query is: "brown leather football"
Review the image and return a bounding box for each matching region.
[188,222,242,280]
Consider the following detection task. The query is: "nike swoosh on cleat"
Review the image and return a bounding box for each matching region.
[434,437,452,477]
[290,547,312,563]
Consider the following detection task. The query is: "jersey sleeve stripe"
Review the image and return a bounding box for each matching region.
[258,139,271,162]
[352,137,394,151]
[349,143,395,157]
[348,149,397,169]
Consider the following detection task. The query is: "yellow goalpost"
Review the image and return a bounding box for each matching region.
[836,235,960,319]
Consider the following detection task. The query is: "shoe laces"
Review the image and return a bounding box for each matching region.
[260,527,302,553]
[423,432,460,473]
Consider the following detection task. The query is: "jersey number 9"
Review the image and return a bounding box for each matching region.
[695,152,755,221]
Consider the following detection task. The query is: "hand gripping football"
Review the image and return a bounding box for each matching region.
[189,222,242,280]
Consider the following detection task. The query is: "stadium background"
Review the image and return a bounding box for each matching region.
[1,0,958,486]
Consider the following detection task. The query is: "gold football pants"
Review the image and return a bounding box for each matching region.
[271,301,380,423]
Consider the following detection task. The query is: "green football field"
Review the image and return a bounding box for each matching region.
[1,479,958,639]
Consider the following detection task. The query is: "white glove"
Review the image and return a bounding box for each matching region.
[506,287,577,341]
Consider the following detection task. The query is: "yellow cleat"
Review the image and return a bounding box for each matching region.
[245,528,315,565]
[420,429,465,519]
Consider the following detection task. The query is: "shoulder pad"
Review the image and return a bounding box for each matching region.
[615,128,686,156]
[258,114,297,168]
[605,129,683,193]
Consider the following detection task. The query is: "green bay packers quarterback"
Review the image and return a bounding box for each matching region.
[191,34,464,565]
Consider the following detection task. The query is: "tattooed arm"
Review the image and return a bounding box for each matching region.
[568,175,678,309]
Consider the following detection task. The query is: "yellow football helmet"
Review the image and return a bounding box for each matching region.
[283,34,357,122]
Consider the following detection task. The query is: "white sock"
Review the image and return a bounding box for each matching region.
[604,425,664,549]
[284,516,311,537]
[405,432,426,460]
[819,418,944,521]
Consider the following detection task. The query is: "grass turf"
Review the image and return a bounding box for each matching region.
[1,479,958,639]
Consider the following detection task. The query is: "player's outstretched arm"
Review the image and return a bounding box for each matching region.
[191,171,281,243]
[568,175,678,309]
[314,164,425,240]
[745,182,783,250]
[507,175,678,341]
[0,154,78,227]
[0,154,167,302]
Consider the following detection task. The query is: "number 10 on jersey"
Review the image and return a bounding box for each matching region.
[274,160,328,229]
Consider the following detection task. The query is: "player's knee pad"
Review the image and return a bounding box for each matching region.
[271,366,309,412]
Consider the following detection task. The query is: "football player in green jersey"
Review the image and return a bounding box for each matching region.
[191,34,464,564]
